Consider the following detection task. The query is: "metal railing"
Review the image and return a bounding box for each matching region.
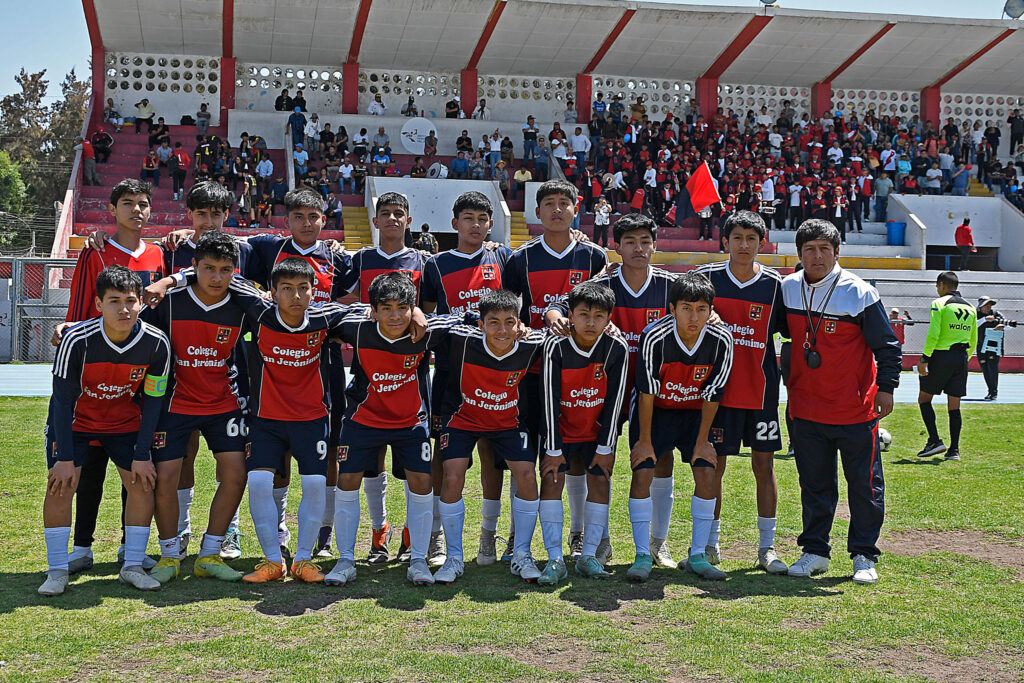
[1,257,77,363]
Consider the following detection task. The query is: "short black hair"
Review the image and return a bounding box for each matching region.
[109,178,152,206]
[962,217,970,225]
[284,188,324,213]
[368,272,416,308]
[96,265,143,299]
[612,212,657,243]
[478,289,521,319]
[452,191,493,219]
[271,256,316,288]
[937,271,959,289]
[194,230,239,266]
[376,191,410,216]
[536,179,578,205]
[669,272,715,307]
[722,210,766,241]
[420,223,430,232]
[186,181,233,212]
[795,218,841,251]
[567,281,615,315]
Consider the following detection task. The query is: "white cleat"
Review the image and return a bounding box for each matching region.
[325,559,357,586]
[407,558,435,586]
[433,557,465,585]
[427,530,447,568]
[650,537,678,569]
[758,547,789,575]
[118,564,161,591]
[510,552,541,582]
[477,529,497,566]
[596,537,614,566]
[37,570,69,597]
[787,553,830,578]
[852,555,878,585]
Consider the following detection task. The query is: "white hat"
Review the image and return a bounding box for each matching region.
[454,95,460,102]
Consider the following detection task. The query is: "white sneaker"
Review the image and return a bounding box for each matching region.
[596,537,613,565]
[427,530,446,568]
[787,552,830,578]
[325,559,356,586]
[705,545,721,565]
[117,545,157,570]
[567,531,584,560]
[510,551,541,582]
[407,558,435,586]
[38,570,69,597]
[118,564,161,591]
[433,557,465,584]
[758,546,789,574]
[650,537,678,569]
[477,529,497,566]
[852,555,878,584]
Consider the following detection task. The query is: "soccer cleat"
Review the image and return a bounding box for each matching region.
[407,558,435,586]
[290,560,325,583]
[279,526,292,548]
[150,557,181,584]
[368,523,393,564]
[477,529,497,566]
[501,532,515,563]
[626,553,654,582]
[279,545,293,574]
[787,553,830,578]
[397,526,412,563]
[118,545,158,570]
[575,556,612,579]
[242,559,286,583]
[325,559,357,586]
[786,444,795,457]
[650,537,678,569]
[538,557,568,586]
[194,555,242,581]
[433,557,465,585]
[567,532,584,560]
[705,545,721,565]
[38,570,69,597]
[119,564,161,591]
[686,553,726,580]
[314,526,334,559]
[757,547,789,574]
[945,448,961,461]
[510,552,541,582]
[427,530,446,568]
[596,537,613,566]
[852,555,879,584]
[178,532,191,559]
[220,529,242,561]
[67,553,94,575]
[917,440,947,458]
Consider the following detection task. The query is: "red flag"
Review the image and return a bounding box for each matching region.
[686,162,721,213]
[664,205,677,224]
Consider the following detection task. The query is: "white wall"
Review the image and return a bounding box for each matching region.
[885,195,927,264]
[895,194,1004,247]
[106,52,221,127]
[999,198,1024,271]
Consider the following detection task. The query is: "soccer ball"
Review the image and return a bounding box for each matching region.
[878,427,892,452]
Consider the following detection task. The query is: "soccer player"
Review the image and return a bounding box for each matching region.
[421,191,512,567]
[433,289,547,584]
[917,271,977,462]
[694,210,790,574]
[540,282,629,582]
[39,266,170,596]
[327,273,458,587]
[628,273,734,582]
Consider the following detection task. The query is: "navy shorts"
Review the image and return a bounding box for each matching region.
[430,369,448,439]
[151,409,247,463]
[327,341,347,453]
[246,416,329,477]
[555,441,609,476]
[711,405,783,456]
[628,406,711,470]
[920,349,968,398]
[439,426,534,467]
[338,421,432,476]
[45,424,136,471]
[520,372,543,443]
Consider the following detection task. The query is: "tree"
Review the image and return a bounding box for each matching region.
[0,151,28,246]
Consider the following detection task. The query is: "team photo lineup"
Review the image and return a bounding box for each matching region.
[39,173,915,598]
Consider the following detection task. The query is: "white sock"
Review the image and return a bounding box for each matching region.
[177,487,194,536]
[334,488,360,562]
[321,487,336,527]
[158,536,180,559]
[44,527,71,572]
[481,498,500,532]
[690,496,717,558]
[249,471,283,563]
[539,499,564,561]
[69,545,92,561]
[124,525,151,568]
[582,502,608,557]
[439,499,465,560]
[509,477,518,535]
[406,491,433,562]
[200,534,223,557]
[431,495,442,534]
[650,475,675,540]
[709,519,722,548]
[511,496,539,556]
[216,481,242,530]
[272,486,289,533]
[628,497,653,555]
[363,473,387,530]
[294,474,327,562]
[564,474,587,534]
[757,516,777,549]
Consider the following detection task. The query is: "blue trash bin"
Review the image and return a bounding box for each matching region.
[886,221,906,246]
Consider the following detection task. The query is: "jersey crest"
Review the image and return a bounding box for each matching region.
[440,433,449,449]
[711,427,724,443]
[403,354,419,369]
[216,326,232,343]
[749,304,763,320]
[152,431,167,448]
[306,331,322,347]
[481,263,498,280]
[646,309,664,325]
[692,365,711,381]
[593,365,605,380]
[506,370,522,386]
[129,367,146,381]
[824,320,837,334]
[569,269,586,285]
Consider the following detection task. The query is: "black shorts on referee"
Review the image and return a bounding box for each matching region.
[920,348,968,398]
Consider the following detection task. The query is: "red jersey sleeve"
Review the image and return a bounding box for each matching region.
[66,248,103,323]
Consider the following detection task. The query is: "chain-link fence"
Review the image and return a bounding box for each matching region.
[1,257,77,363]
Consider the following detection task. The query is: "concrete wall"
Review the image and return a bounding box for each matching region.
[999,198,1024,271]
[885,195,928,265]
[895,194,1004,247]
[107,52,221,127]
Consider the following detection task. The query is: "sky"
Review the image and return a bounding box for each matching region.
[0,0,1015,100]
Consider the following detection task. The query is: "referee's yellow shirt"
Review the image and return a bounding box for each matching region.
[922,292,977,359]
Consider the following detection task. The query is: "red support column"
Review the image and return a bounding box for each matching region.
[810,82,832,120]
[920,86,941,130]
[343,62,360,115]
[90,47,104,132]
[219,57,235,122]
[693,77,718,123]
[575,74,592,124]
[461,69,478,118]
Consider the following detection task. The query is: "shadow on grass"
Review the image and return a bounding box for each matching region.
[890,458,946,466]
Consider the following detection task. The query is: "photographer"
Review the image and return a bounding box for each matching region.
[977,296,1016,401]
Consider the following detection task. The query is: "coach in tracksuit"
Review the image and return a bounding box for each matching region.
[781,219,902,585]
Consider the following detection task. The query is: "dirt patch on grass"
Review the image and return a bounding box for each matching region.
[864,646,1022,682]
[882,530,1024,580]
[779,617,825,631]
[440,640,594,674]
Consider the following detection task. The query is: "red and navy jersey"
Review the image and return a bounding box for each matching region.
[337,311,462,429]
[421,246,512,315]
[439,326,547,432]
[503,236,608,329]
[694,261,788,410]
[146,285,247,416]
[541,332,629,456]
[782,265,901,425]
[163,236,254,277]
[66,240,166,322]
[247,236,356,303]
[49,318,170,460]
[637,320,733,410]
[350,246,426,303]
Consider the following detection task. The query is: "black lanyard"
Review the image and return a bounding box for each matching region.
[801,271,840,353]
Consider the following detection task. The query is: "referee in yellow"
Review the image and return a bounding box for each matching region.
[917,271,977,461]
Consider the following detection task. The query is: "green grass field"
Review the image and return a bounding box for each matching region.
[1,396,1022,682]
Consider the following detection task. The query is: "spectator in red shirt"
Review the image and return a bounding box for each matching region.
[955,218,975,271]
[74,136,102,186]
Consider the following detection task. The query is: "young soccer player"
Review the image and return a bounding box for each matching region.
[628,273,734,582]
[39,266,170,596]
[540,282,629,582]
[433,289,547,584]
[694,210,790,573]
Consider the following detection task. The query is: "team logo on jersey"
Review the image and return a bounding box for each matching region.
[338,445,349,461]
[440,433,449,449]
[307,332,321,347]
[569,270,586,285]
[481,264,497,281]
[129,367,145,381]
[824,320,837,334]
[749,304,763,320]
[646,309,663,324]
[692,365,711,382]
[152,432,166,449]
[403,354,419,369]
[216,326,232,343]
[711,427,724,444]
[594,365,605,380]
[245,443,251,458]
[506,370,522,386]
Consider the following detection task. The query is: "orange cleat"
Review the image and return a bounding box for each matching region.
[368,521,393,564]
[290,559,326,583]
[397,526,412,562]
[242,558,286,583]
